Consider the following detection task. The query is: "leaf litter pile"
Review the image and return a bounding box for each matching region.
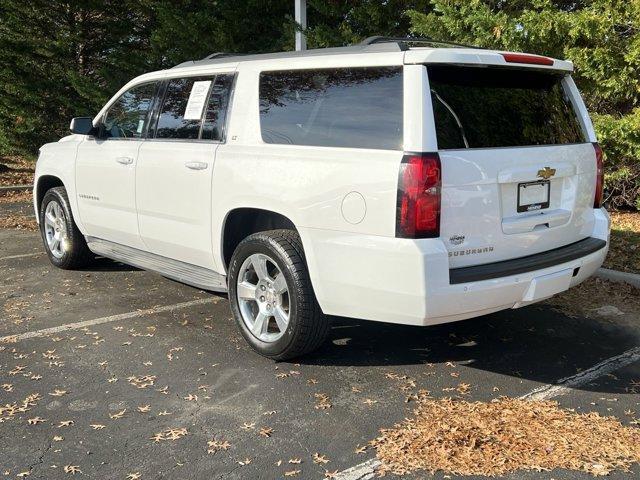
[371,397,640,477]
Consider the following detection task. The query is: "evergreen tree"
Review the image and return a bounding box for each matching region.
[0,0,155,155]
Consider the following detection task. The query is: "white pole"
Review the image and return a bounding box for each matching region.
[295,0,307,51]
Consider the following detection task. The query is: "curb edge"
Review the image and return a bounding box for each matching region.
[595,267,640,289]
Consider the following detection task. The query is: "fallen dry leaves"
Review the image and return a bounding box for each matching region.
[48,389,68,397]
[166,346,183,360]
[207,439,231,454]
[0,156,34,186]
[151,427,188,442]
[371,397,640,477]
[0,393,41,422]
[314,393,332,410]
[128,375,156,389]
[0,213,37,231]
[545,277,640,320]
[63,465,81,474]
[313,453,329,464]
[0,189,32,203]
[605,211,640,274]
[456,382,471,395]
[109,409,126,420]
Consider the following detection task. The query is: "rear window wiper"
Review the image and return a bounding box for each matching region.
[431,89,470,148]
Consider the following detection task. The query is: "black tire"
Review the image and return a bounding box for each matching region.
[39,186,93,269]
[228,229,329,360]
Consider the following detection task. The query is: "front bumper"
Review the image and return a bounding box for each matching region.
[300,209,610,326]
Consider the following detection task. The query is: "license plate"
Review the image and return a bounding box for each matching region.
[517,180,550,213]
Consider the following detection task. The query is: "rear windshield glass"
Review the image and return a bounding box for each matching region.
[427,65,585,149]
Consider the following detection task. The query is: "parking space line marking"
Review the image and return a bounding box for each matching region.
[0,252,42,261]
[334,345,640,480]
[520,346,640,401]
[333,459,379,480]
[0,297,219,343]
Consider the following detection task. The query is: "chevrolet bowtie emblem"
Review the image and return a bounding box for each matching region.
[537,166,556,180]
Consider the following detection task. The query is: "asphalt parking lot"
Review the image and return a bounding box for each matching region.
[1,207,639,479]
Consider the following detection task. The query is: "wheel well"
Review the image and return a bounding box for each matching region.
[222,208,297,268]
[36,175,64,213]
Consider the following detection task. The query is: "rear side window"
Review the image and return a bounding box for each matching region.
[428,65,585,149]
[259,67,403,150]
[154,74,234,140]
[155,76,213,139]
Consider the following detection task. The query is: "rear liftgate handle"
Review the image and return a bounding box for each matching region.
[115,156,134,165]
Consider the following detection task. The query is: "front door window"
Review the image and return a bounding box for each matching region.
[102,83,157,139]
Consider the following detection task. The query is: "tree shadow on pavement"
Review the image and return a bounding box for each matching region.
[300,305,640,395]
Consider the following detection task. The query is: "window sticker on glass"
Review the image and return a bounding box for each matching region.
[136,119,145,134]
[184,81,212,120]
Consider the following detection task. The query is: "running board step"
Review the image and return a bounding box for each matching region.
[86,237,227,292]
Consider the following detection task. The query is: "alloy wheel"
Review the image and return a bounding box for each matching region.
[236,253,290,343]
[43,200,68,259]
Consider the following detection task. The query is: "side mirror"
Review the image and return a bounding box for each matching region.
[69,117,96,135]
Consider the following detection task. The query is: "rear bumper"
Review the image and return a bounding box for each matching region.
[449,237,606,284]
[300,208,610,326]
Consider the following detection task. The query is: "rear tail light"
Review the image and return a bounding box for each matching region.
[593,142,604,208]
[396,152,441,238]
[501,53,554,66]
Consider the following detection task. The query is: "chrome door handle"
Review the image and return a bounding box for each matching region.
[185,161,208,170]
[116,156,134,165]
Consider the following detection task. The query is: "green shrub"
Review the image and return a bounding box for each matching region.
[593,110,640,210]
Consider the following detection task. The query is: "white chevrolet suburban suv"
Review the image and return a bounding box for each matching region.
[34,37,610,360]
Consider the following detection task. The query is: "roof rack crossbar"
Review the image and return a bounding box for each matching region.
[358,36,481,50]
